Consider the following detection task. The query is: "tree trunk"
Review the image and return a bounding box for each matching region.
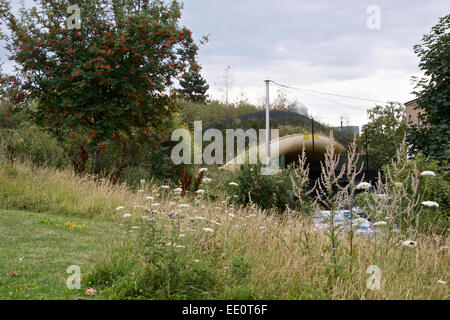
[92,151,99,175]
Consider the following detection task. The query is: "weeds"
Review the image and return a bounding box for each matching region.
[0,153,448,299]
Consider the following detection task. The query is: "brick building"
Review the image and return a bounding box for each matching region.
[405,98,426,127]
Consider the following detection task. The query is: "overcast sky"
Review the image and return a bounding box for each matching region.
[1,1,449,127]
[180,0,450,127]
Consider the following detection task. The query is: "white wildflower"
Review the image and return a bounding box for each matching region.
[152,203,161,207]
[229,182,238,187]
[422,201,439,208]
[160,185,170,190]
[146,196,154,201]
[437,280,447,285]
[401,240,417,248]
[203,227,214,233]
[192,259,200,263]
[373,221,387,227]
[179,234,185,238]
[356,182,371,190]
[116,206,125,211]
[122,213,132,218]
[420,171,436,177]
[175,245,185,249]
[228,213,235,218]
[210,220,222,226]
[202,177,212,183]
[178,203,190,208]
[199,168,208,173]
[131,226,139,230]
[173,188,183,193]
[196,189,205,194]
[140,179,145,185]
[192,216,207,221]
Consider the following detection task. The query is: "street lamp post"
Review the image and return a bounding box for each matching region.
[265,80,270,165]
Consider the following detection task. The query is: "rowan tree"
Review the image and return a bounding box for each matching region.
[0,0,203,172]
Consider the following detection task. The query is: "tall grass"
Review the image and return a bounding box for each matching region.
[0,161,153,219]
[0,161,448,299]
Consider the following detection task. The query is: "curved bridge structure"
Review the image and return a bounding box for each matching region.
[222,133,346,170]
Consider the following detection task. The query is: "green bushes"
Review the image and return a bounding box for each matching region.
[0,125,70,168]
[229,164,294,212]
[382,153,449,234]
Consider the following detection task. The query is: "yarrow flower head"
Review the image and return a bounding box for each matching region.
[199,168,208,173]
[373,221,387,227]
[173,188,183,193]
[160,185,170,190]
[420,171,436,177]
[146,196,154,200]
[401,240,417,248]
[202,177,212,183]
[356,182,371,190]
[122,213,132,218]
[422,201,439,208]
[203,227,214,233]
[229,182,238,187]
[116,206,125,211]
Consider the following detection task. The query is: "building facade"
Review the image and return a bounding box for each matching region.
[405,98,425,127]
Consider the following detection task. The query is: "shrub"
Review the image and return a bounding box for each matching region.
[0,125,70,168]
[230,164,293,212]
[379,151,449,235]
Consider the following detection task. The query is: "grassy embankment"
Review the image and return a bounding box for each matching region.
[0,163,448,299]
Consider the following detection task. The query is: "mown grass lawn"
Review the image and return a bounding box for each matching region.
[0,209,126,299]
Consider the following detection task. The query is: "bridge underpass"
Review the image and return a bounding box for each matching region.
[222,133,378,183]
